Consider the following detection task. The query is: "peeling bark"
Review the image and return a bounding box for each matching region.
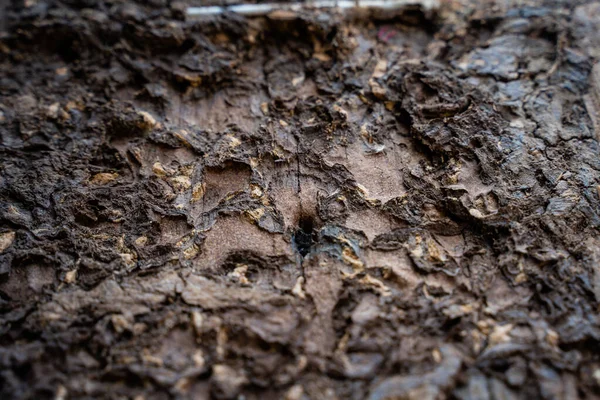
[1,1,600,399]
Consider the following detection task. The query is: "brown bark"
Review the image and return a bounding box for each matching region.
[1,1,600,399]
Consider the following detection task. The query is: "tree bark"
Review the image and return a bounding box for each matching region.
[1,1,600,399]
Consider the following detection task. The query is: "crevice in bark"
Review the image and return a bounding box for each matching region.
[293,214,317,257]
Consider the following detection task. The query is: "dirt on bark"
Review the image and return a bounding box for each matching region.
[1,0,600,399]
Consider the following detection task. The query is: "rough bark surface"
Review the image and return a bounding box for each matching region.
[1,1,600,399]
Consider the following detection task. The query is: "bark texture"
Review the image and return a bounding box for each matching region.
[1,0,600,399]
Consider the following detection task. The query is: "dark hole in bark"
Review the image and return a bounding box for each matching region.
[293,215,316,257]
[470,136,484,148]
